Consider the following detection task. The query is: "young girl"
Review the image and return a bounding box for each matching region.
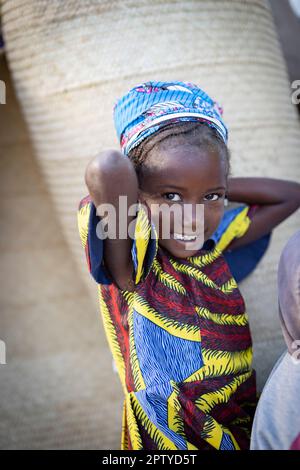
[77,81,300,450]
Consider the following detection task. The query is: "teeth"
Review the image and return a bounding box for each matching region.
[173,233,197,241]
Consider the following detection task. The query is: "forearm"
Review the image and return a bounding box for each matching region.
[225,177,300,250]
[227,177,300,207]
[85,149,138,212]
[84,150,139,289]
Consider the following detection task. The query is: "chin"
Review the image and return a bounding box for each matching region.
[159,239,205,259]
[173,249,200,259]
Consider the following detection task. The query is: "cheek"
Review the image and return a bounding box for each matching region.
[138,197,166,236]
[151,207,173,238]
[142,201,177,239]
[205,204,224,233]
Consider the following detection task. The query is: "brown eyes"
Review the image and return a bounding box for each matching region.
[204,193,223,201]
[163,193,223,202]
[163,193,181,201]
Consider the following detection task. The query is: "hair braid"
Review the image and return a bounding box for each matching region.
[128,121,231,179]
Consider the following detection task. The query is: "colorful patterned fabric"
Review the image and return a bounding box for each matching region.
[291,433,300,450]
[77,198,263,450]
[113,81,228,156]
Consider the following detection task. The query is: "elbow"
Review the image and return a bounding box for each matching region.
[281,194,300,220]
[282,181,300,207]
[85,150,122,189]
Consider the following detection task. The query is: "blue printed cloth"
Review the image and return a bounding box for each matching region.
[113,81,228,156]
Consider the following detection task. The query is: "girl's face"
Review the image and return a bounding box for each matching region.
[137,142,227,259]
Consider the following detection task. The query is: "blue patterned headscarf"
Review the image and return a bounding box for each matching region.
[113,80,228,156]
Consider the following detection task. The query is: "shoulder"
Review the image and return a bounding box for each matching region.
[78,194,92,210]
[212,204,255,253]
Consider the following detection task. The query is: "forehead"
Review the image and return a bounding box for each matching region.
[141,143,227,189]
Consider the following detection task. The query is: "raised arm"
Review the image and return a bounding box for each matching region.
[85,149,138,291]
[226,177,300,250]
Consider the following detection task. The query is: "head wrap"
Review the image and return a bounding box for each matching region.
[113,80,228,156]
[277,229,300,356]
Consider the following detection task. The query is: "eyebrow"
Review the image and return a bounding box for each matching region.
[156,184,226,192]
[205,186,227,192]
[156,184,187,191]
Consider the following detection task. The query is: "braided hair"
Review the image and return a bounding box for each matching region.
[128,121,231,180]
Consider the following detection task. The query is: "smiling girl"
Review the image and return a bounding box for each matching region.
[77,81,300,450]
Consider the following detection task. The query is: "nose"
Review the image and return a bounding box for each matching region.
[181,202,205,235]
